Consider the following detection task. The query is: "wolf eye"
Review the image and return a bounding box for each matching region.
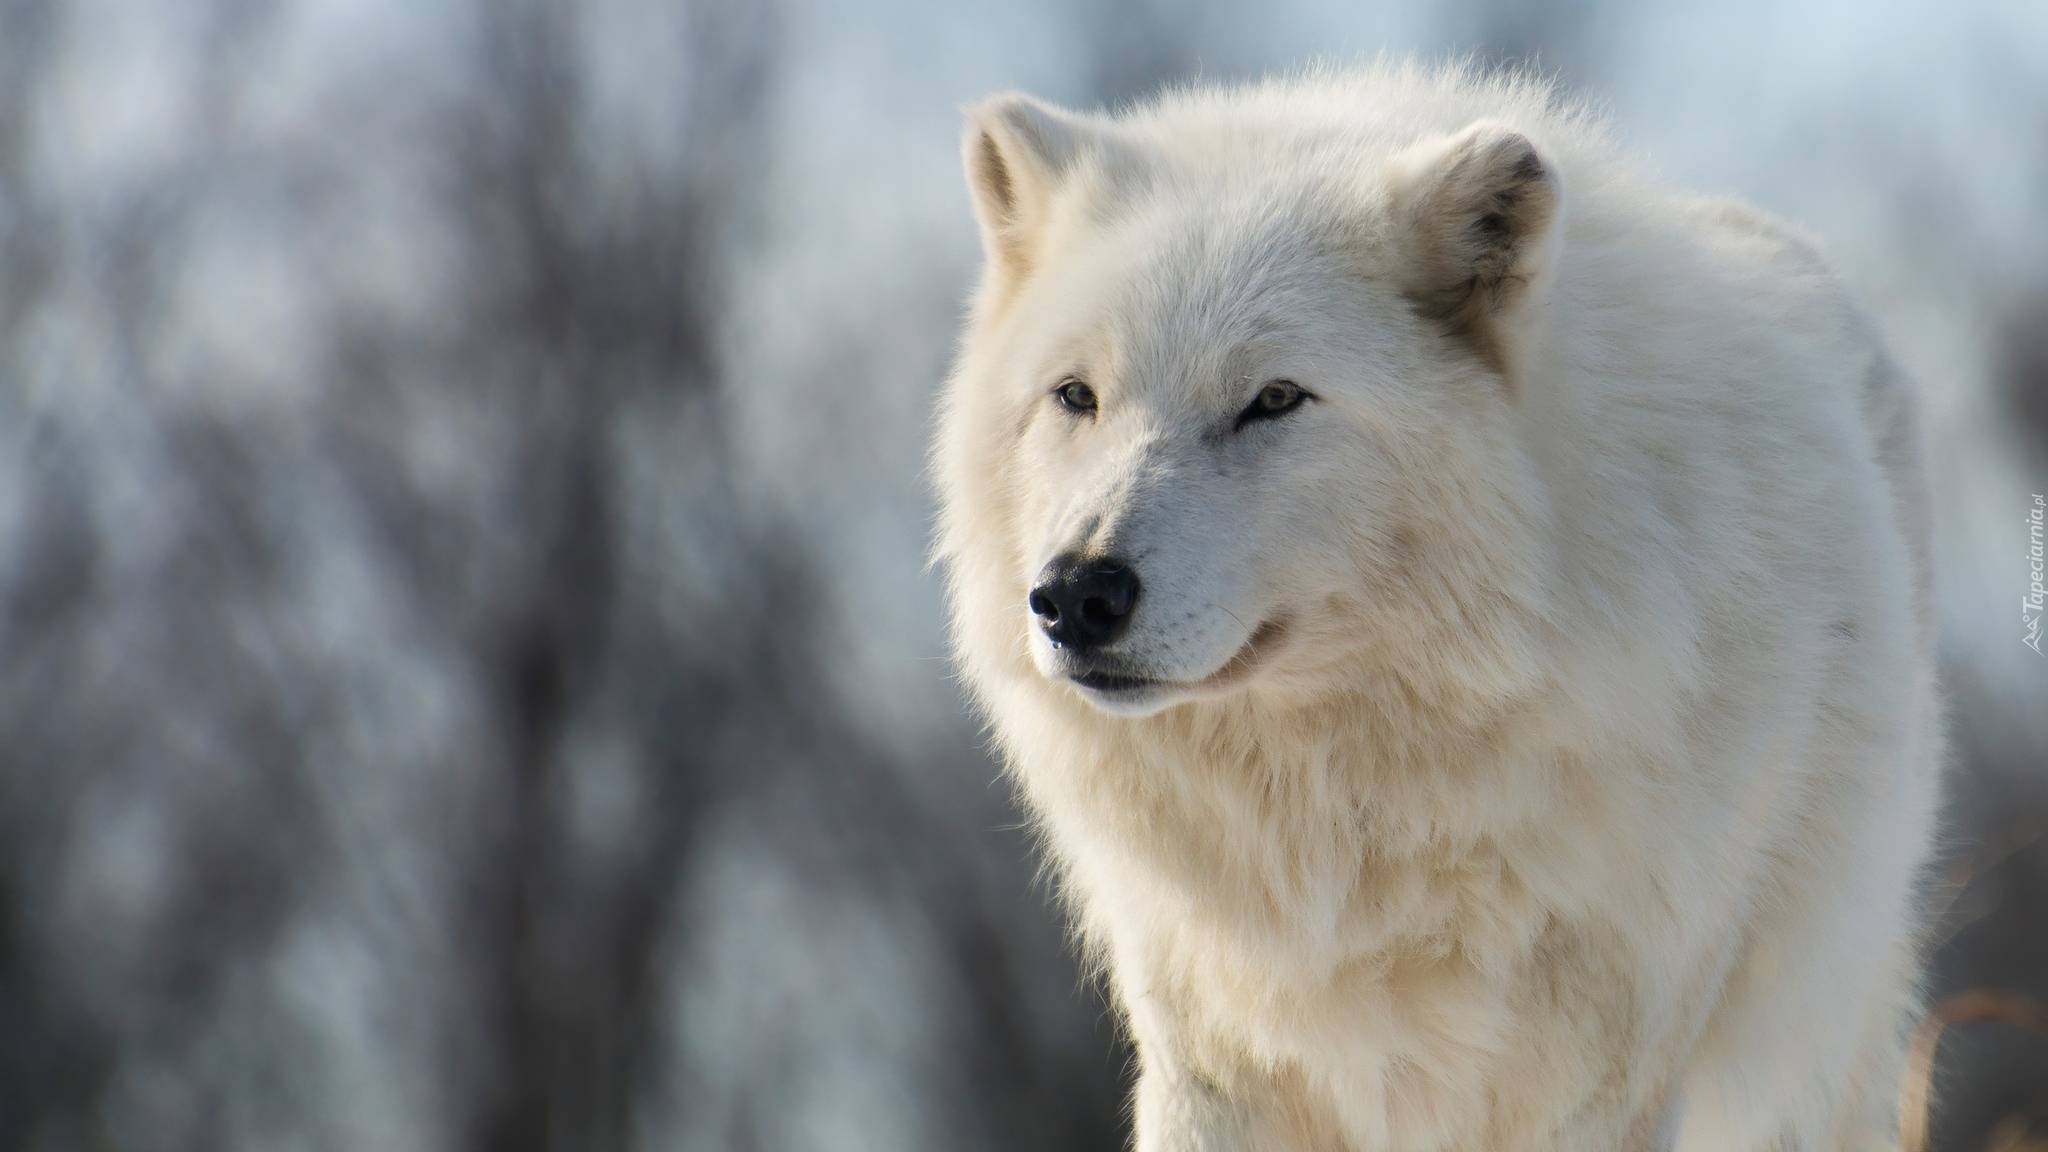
[1234,379,1309,429]
[1054,378,1098,416]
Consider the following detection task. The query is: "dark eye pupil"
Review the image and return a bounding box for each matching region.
[1059,381,1096,412]
[1232,379,1310,430]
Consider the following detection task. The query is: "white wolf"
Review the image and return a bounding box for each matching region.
[933,64,1941,1151]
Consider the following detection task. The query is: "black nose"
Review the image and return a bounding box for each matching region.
[1028,554,1141,650]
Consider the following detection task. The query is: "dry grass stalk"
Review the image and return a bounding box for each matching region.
[1899,990,2048,1152]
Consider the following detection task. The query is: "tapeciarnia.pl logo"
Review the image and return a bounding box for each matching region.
[2027,494,2045,655]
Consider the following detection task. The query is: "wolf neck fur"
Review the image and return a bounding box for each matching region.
[1012,651,1599,979]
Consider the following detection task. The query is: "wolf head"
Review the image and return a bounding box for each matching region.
[935,85,1566,720]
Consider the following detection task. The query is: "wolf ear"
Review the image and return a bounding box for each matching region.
[1393,121,1563,364]
[962,93,1090,282]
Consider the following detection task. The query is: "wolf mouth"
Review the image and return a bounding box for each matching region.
[1069,669,1159,692]
[1064,618,1290,700]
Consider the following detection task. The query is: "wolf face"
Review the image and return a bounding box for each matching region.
[939,93,1563,717]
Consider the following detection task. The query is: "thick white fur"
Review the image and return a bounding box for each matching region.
[934,63,1940,1152]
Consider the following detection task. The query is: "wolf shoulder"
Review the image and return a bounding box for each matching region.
[1683,192,1932,611]
[1549,186,1928,554]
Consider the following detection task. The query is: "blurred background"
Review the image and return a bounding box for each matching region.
[0,0,2043,1149]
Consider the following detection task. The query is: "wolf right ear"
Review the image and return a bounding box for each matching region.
[1392,121,1563,369]
[962,93,1090,283]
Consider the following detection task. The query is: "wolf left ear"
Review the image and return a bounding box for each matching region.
[1393,121,1563,366]
[961,93,1091,285]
